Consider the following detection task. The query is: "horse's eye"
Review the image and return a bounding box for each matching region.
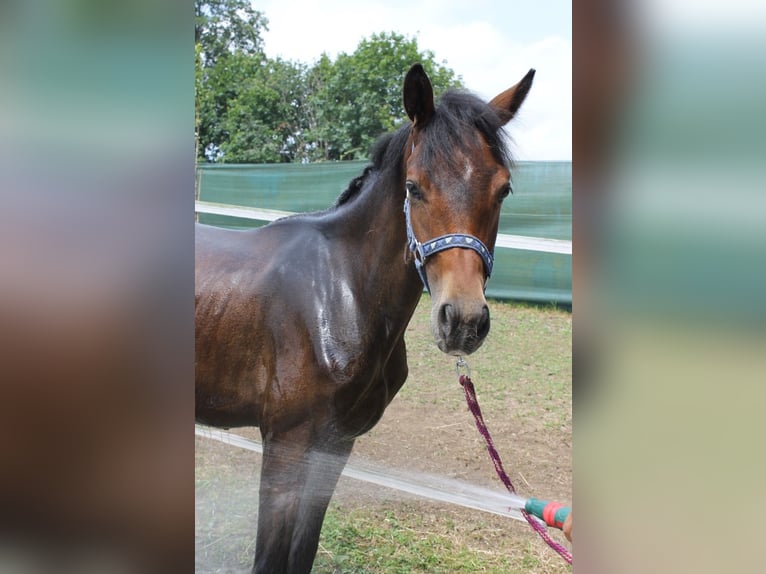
[405,180,423,200]
[498,183,512,202]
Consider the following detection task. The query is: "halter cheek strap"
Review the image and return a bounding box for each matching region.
[404,195,494,294]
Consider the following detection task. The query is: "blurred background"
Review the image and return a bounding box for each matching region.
[1,0,765,572]
[574,0,766,572]
[0,1,194,572]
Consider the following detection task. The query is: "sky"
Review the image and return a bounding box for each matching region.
[252,0,571,161]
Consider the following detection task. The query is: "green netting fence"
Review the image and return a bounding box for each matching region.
[196,160,571,305]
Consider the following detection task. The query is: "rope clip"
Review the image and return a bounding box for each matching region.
[455,356,471,379]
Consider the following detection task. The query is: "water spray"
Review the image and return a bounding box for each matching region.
[197,424,537,524]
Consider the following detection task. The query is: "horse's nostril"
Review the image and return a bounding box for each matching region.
[439,303,455,331]
[477,305,490,339]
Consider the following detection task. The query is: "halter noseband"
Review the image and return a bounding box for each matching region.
[403,193,494,294]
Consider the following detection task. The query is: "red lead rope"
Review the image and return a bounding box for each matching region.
[459,372,573,565]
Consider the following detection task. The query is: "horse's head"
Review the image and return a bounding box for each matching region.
[402,64,534,356]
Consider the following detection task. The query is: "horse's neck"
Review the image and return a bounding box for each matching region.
[330,169,423,319]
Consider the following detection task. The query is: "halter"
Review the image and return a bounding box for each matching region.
[404,193,494,294]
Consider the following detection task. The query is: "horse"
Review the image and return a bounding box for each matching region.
[195,63,534,574]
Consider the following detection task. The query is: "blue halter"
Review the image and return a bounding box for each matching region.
[403,194,494,294]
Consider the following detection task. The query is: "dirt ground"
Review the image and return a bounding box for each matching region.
[196,299,572,573]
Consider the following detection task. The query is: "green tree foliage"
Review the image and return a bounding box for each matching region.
[195,0,274,161]
[221,58,308,163]
[195,0,268,66]
[195,4,464,163]
[303,32,463,161]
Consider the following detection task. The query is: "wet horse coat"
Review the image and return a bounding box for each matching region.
[195,64,534,574]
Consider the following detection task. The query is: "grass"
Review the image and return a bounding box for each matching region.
[314,506,526,574]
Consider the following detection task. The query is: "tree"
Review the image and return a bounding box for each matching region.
[195,10,465,163]
[195,0,269,161]
[195,0,268,66]
[221,58,308,163]
[302,32,464,161]
[300,54,339,162]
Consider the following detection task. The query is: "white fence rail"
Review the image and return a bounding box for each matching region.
[195,201,572,255]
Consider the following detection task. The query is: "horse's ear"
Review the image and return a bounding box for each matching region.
[490,68,535,125]
[403,63,435,127]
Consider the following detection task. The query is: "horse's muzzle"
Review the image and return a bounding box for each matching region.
[433,302,490,356]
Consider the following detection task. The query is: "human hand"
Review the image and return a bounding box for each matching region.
[562,511,573,542]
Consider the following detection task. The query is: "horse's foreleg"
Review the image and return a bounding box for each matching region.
[253,426,355,574]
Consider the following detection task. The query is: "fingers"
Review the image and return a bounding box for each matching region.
[562,512,573,542]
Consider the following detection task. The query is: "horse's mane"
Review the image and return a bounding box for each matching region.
[335,89,512,207]
[334,165,376,206]
[334,129,408,207]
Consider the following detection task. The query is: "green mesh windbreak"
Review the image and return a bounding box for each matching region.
[197,161,571,304]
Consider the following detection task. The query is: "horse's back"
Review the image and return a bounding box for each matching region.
[195,223,264,277]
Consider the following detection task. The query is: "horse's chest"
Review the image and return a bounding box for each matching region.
[331,335,409,438]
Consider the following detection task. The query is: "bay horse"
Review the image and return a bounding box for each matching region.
[195,63,534,574]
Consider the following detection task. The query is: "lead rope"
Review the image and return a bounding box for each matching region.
[456,357,573,565]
